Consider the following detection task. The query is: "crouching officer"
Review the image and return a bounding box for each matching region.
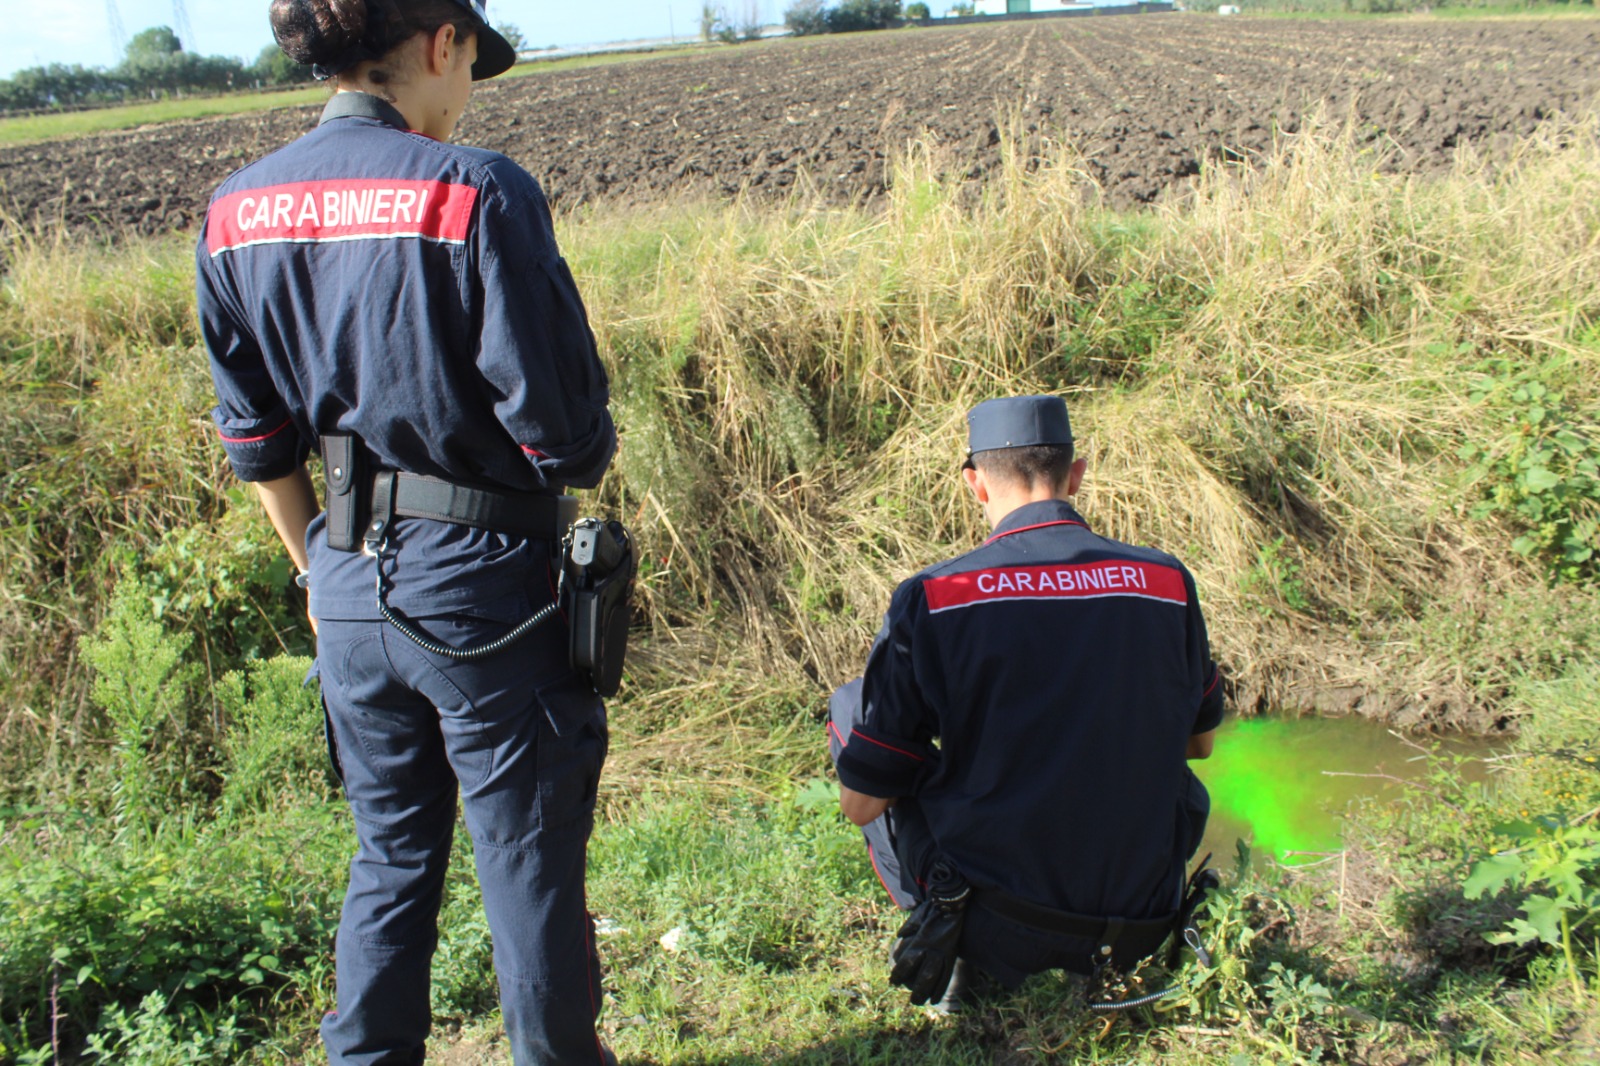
[197,2,620,1062]
[828,396,1224,1008]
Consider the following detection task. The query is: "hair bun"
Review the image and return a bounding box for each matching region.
[269,0,371,67]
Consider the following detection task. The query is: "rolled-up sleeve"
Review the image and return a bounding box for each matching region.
[196,237,308,483]
[836,581,939,799]
[471,162,616,490]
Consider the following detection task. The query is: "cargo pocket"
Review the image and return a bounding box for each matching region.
[534,667,605,829]
[533,667,603,737]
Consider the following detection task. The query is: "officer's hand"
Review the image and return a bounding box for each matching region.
[890,897,966,1004]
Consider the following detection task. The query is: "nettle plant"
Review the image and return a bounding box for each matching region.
[1460,366,1600,583]
[1465,817,1600,998]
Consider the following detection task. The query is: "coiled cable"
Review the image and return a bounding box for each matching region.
[373,540,563,662]
[1087,985,1178,1012]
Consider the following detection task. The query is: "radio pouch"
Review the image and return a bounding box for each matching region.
[565,519,636,697]
[322,434,365,552]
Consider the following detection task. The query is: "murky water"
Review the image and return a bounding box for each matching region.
[1192,714,1491,867]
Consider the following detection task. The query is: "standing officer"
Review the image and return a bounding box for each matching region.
[828,395,1223,1006]
[197,2,618,1062]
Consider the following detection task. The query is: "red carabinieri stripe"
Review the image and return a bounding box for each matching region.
[206,178,478,257]
[217,419,292,445]
[1203,665,1222,698]
[923,559,1187,613]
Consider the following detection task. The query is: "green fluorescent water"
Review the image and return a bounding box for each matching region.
[1192,715,1483,865]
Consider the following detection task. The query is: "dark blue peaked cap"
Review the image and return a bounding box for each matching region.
[453,0,516,80]
[965,395,1074,461]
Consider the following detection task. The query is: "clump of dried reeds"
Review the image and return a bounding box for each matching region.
[569,112,1600,791]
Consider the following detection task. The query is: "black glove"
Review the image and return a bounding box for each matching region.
[889,860,971,1005]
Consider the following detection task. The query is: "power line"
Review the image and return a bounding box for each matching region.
[171,0,197,51]
[106,0,128,57]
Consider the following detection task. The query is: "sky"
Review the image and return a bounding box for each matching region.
[0,0,786,80]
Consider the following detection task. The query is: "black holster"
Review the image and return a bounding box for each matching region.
[564,518,636,697]
[322,434,366,551]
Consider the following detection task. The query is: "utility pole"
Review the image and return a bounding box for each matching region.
[106,0,128,59]
[171,0,197,51]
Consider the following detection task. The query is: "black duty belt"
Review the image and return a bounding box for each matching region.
[365,471,578,545]
[973,887,1176,967]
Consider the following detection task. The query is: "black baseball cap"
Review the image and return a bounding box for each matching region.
[452,0,517,80]
[963,395,1074,468]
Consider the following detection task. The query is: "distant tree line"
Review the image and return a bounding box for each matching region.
[0,26,313,114]
[783,0,906,35]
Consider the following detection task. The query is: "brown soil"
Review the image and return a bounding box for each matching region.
[3,16,1598,234]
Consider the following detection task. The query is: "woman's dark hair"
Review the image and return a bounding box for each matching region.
[270,0,476,79]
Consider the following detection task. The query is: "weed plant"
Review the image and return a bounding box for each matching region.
[1,114,1599,1060]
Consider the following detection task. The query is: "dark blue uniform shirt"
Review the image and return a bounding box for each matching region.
[833,499,1224,921]
[196,93,615,621]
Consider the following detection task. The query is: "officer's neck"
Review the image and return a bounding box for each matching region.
[982,485,1072,531]
[333,32,471,141]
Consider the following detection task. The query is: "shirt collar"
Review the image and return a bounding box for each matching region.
[984,498,1090,545]
[319,91,410,131]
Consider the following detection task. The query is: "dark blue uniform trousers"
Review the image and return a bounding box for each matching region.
[317,616,610,1066]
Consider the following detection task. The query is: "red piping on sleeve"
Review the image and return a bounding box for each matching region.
[984,519,1086,545]
[849,728,925,762]
[827,721,848,748]
[521,444,548,458]
[1203,666,1222,699]
[217,419,292,445]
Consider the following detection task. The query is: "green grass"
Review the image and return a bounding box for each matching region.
[0,87,327,147]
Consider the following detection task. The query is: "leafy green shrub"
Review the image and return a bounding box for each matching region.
[82,993,244,1065]
[905,1,930,17]
[79,582,202,833]
[1465,820,1600,997]
[1462,366,1600,583]
[0,814,343,1058]
[136,492,312,665]
[216,655,335,824]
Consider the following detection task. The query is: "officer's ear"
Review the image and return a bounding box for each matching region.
[962,464,989,505]
[423,22,462,77]
[1064,457,1087,497]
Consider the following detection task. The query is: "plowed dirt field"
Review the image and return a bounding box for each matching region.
[3,15,1597,233]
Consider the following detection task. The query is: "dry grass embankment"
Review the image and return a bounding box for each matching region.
[2,114,1598,802]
